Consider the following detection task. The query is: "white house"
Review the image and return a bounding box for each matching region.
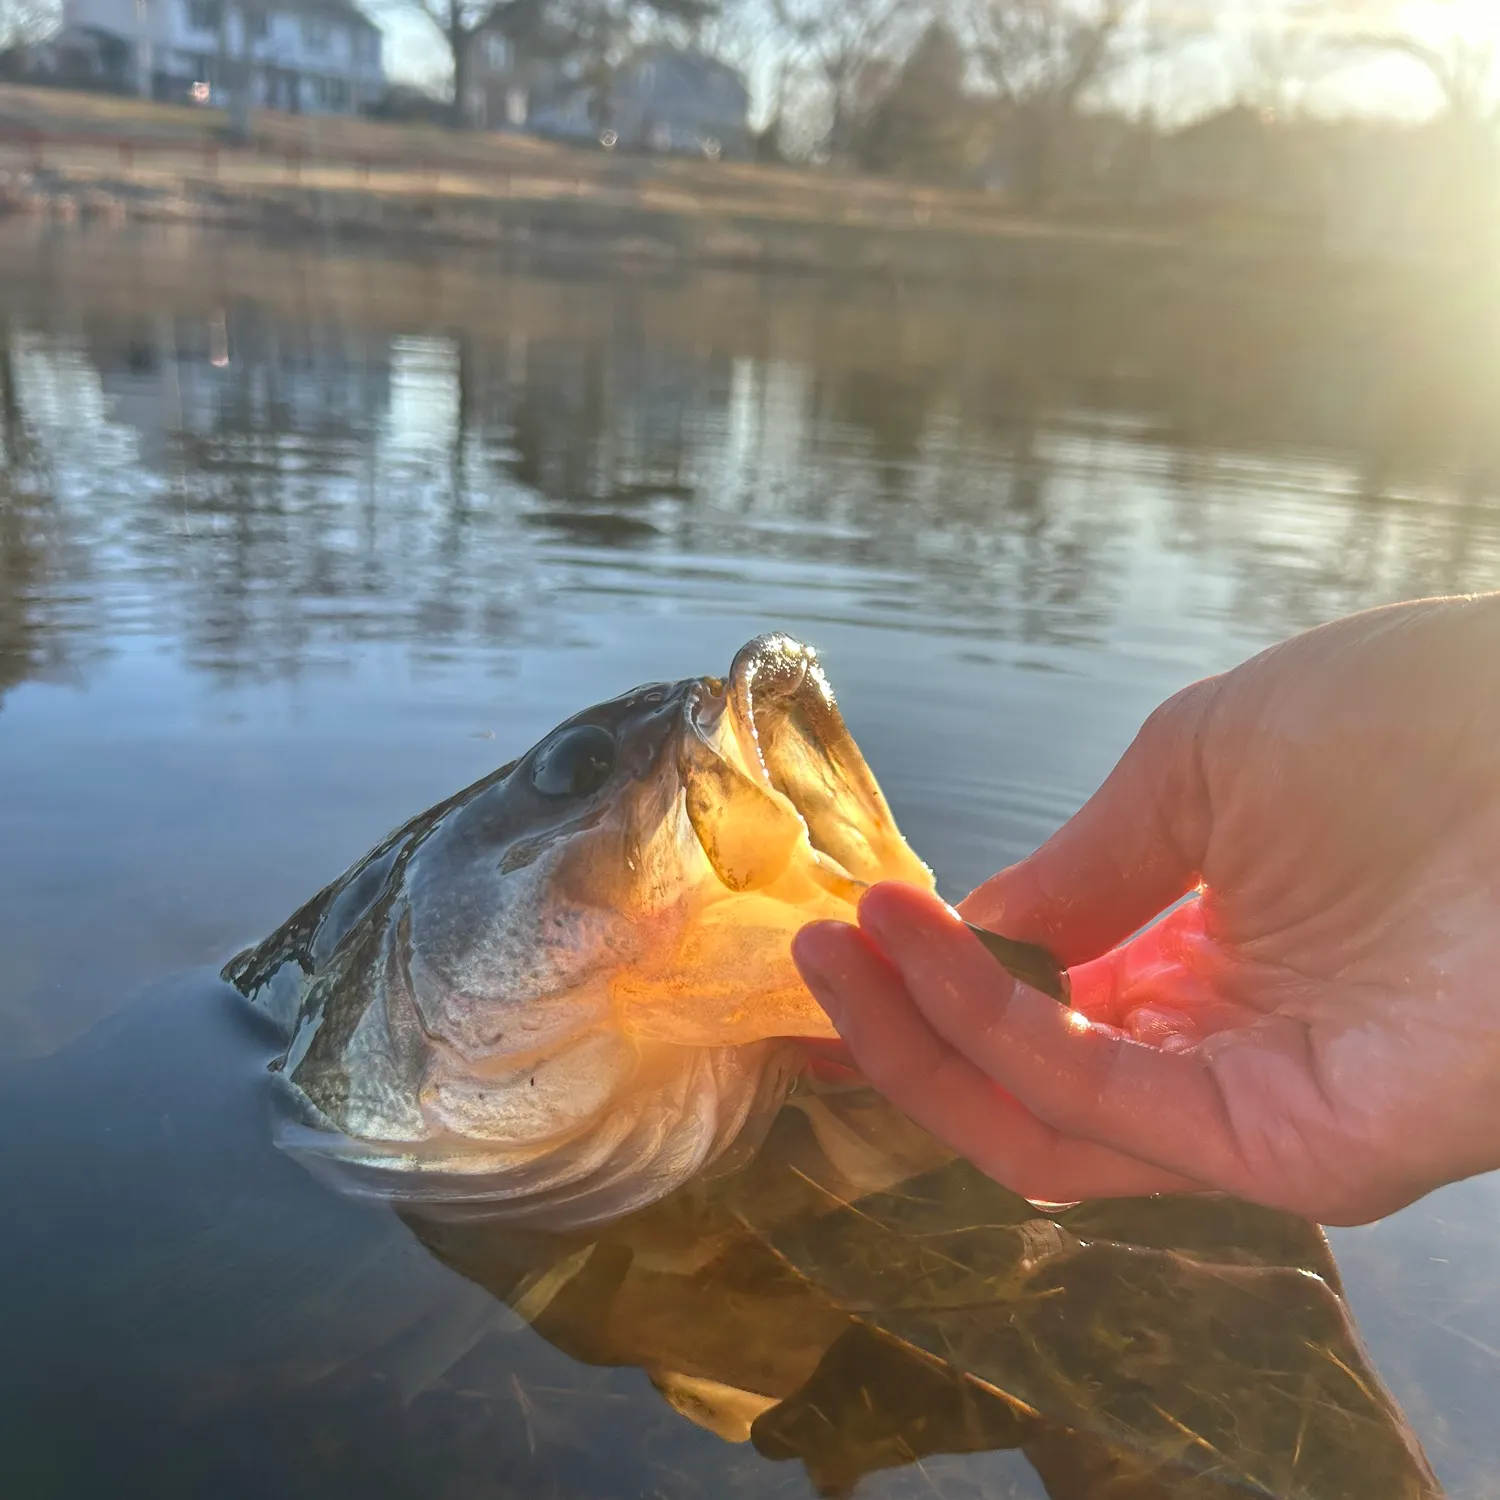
[468,41,751,160]
[57,0,384,113]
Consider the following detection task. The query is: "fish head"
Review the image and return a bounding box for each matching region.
[224,634,932,1223]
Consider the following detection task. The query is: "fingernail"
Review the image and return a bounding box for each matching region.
[858,882,956,955]
[856,882,905,944]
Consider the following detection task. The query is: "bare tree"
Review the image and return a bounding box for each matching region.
[964,0,1130,111]
[1313,0,1500,123]
[0,0,55,53]
[768,0,918,160]
[1305,0,1500,256]
[693,0,767,72]
[958,0,1138,203]
[694,0,788,155]
[1236,2,1344,115]
[369,0,546,124]
[419,0,512,123]
[1369,31,1500,124]
[215,3,253,144]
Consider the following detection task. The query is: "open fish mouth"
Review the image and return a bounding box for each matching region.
[681,634,920,905]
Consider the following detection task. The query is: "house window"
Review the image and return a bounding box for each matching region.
[247,10,268,38]
[303,15,329,50]
[186,0,221,32]
[483,32,508,70]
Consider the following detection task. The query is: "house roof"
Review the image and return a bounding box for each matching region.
[321,0,381,33]
[1169,103,1275,147]
[237,0,381,33]
[622,44,747,86]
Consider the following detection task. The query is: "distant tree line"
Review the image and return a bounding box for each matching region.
[374,0,1500,210]
[7,0,1496,211]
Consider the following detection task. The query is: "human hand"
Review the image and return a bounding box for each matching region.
[793,595,1500,1225]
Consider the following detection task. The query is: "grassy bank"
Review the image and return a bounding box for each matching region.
[0,84,1453,285]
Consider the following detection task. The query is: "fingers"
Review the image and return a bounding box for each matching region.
[791,919,1204,1205]
[959,681,1217,967]
[847,884,1263,1195]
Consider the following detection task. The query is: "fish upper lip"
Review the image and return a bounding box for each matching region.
[684,675,754,769]
[684,663,780,800]
[685,639,870,900]
[711,633,817,786]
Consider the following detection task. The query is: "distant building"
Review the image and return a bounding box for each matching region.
[460,26,566,134]
[0,26,136,92]
[469,41,750,160]
[606,46,750,159]
[42,0,383,112]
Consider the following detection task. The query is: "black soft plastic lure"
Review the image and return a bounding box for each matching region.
[964,924,1072,1006]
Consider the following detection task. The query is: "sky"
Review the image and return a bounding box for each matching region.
[368,4,451,90]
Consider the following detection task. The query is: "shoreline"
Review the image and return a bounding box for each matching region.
[0,86,1480,291]
[0,159,1454,292]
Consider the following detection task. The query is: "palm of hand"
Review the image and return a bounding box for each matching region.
[795,597,1500,1224]
[1064,617,1500,1221]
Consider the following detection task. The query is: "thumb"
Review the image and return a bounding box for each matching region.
[960,681,1217,968]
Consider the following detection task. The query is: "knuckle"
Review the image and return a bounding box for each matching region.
[1138,678,1215,749]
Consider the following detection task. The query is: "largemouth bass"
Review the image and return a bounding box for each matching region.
[225,635,935,1229]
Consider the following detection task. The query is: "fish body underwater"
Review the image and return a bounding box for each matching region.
[225,635,934,1229]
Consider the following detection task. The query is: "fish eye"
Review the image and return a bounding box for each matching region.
[531,725,617,799]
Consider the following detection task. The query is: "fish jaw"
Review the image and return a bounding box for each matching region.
[606,636,933,1049]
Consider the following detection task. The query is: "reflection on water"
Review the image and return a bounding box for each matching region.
[406,1094,1439,1500]
[1,223,1498,1498]
[3,224,1498,705]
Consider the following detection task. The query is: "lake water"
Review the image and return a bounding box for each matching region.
[1,221,1498,1499]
